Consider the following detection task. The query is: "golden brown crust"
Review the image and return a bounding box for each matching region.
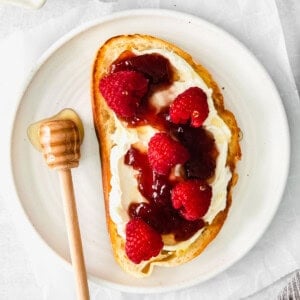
[92,34,241,277]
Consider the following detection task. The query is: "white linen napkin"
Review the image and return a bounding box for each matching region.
[245,269,300,299]
[0,0,299,299]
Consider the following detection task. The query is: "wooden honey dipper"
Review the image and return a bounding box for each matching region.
[39,118,89,300]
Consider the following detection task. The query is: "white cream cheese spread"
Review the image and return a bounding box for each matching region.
[109,49,232,250]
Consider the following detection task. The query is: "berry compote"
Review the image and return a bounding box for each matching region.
[112,52,218,242]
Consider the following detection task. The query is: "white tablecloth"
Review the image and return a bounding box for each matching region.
[0,0,299,299]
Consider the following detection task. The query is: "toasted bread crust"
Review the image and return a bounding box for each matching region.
[92,34,241,277]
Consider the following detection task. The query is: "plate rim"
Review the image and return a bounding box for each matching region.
[8,8,291,293]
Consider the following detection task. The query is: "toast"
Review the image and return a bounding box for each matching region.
[92,34,241,277]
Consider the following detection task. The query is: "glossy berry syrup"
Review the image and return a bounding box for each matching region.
[171,124,218,180]
[111,52,172,84]
[125,147,205,241]
[110,52,173,129]
[112,52,218,242]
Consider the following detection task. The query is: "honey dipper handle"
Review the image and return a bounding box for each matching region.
[58,169,89,300]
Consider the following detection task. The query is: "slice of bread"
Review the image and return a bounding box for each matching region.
[92,34,241,277]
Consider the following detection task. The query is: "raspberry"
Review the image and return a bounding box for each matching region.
[148,132,190,175]
[125,218,163,264]
[171,180,212,221]
[99,70,148,118]
[169,87,209,127]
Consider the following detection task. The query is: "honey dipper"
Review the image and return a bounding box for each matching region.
[38,118,89,300]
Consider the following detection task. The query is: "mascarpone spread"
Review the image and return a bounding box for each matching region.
[109,49,232,250]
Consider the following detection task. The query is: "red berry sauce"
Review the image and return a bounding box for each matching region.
[171,124,218,180]
[111,52,218,242]
[125,147,205,241]
[110,51,172,130]
[111,52,172,84]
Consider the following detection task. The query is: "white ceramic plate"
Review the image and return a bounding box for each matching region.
[10,9,290,293]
